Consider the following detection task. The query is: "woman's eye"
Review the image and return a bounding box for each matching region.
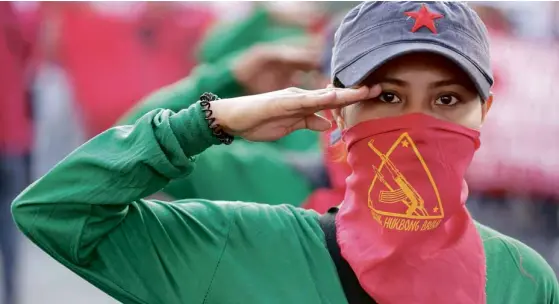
[435,95,460,106]
[378,92,401,104]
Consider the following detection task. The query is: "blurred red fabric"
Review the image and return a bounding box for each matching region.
[50,3,215,137]
[0,2,34,154]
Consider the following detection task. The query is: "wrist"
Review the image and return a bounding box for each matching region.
[209,98,235,135]
[199,93,235,144]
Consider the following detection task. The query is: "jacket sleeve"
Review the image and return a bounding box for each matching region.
[12,104,237,304]
[162,139,314,205]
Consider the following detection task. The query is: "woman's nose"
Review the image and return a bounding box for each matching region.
[401,96,433,116]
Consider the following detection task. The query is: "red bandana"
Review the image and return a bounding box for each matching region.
[337,113,486,304]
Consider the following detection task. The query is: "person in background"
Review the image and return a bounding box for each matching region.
[12,2,558,303]
[198,2,327,153]
[118,5,330,206]
[0,3,34,303]
[125,2,327,152]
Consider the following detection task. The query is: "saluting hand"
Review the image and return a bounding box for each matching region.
[211,86,382,142]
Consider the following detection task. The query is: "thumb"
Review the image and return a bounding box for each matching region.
[286,114,331,135]
[304,114,332,131]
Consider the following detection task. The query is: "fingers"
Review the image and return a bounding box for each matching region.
[305,114,332,131]
[313,84,383,108]
[274,85,382,115]
[325,83,382,99]
[317,85,382,109]
[331,86,370,107]
[365,84,383,99]
[288,114,332,133]
[297,86,371,111]
[283,86,334,95]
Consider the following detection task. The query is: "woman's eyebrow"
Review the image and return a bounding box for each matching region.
[374,77,408,86]
[430,78,465,88]
[370,77,469,89]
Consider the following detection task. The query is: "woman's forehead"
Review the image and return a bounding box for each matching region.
[363,52,476,89]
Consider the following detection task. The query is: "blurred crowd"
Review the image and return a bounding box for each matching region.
[1,2,559,303]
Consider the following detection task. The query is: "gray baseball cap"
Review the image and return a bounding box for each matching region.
[331,1,493,100]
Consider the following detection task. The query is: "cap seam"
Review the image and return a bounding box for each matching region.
[446,24,488,52]
[335,39,493,85]
[338,19,486,56]
[339,19,408,51]
[336,19,489,62]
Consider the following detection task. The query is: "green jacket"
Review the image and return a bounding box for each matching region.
[118,8,320,205]
[13,104,559,304]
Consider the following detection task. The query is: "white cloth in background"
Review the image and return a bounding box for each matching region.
[31,63,85,180]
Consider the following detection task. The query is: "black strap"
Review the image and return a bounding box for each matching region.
[319,207,377,304]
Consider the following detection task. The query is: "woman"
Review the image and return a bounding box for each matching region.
[12,2,558,304]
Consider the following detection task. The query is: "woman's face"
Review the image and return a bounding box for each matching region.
[334,52,492,130]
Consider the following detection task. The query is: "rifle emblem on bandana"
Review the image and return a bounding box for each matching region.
[367,132,444,231]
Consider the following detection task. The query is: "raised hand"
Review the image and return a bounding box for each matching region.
[232,44,323,95]
[211,85,382,142]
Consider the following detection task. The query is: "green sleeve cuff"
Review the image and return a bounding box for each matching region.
[169,102,220,158]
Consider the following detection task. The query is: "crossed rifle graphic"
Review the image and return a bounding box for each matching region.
[368,139,429,217]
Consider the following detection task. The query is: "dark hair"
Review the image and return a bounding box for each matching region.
[333,77,345,88]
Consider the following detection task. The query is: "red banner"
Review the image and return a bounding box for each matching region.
[54,3,215,137]
[466,34,559,197]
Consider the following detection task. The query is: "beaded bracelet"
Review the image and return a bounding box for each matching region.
[199,92,234,145]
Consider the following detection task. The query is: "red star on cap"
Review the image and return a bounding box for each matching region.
[405,4,444,34]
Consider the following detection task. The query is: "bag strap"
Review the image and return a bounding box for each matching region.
[318,207,377,304]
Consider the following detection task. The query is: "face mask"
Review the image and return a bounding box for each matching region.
[337,113,486,304]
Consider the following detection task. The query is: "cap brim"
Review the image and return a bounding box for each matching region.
[335,42,491,100]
